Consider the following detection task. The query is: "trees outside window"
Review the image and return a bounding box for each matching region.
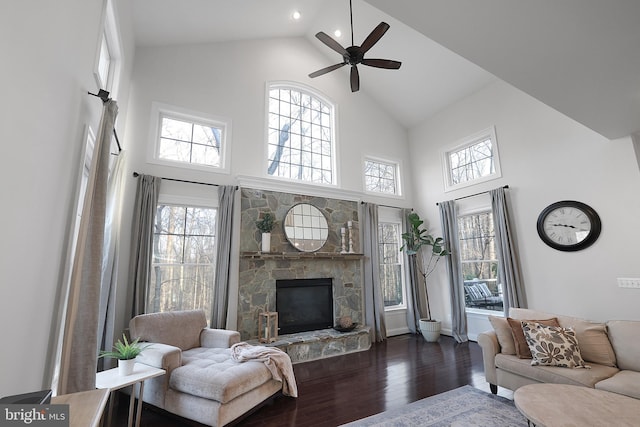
[149,204,217,322]
[458,211,503,312]
[267,84,335,185]
[378,221,405,308]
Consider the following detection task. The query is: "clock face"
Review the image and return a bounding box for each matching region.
[536,201,601,251]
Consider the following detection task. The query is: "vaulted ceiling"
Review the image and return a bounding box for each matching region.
[132,0,640,139]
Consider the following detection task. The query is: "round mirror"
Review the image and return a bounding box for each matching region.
[284,203,329,252]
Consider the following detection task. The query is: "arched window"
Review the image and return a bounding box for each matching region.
[267,83,336,185]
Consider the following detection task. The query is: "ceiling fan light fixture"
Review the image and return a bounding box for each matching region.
[308,0,401,92]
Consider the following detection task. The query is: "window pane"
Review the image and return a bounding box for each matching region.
[157,115,225,169]
[458,211,503,312]
[364,159,399,195]
[267,85,334,184]
[149,204,217,323]
[378,222,405,308]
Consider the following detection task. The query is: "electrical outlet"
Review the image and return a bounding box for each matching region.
[617,278,640,288]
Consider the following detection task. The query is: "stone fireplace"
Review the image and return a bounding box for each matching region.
[237,188,363,341]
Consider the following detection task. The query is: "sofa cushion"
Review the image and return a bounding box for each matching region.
[595,370,640,399]
[488,316,516,355]
[170,347,273,403]
[495,354,619,388]
[606,320,640,371]
[130,310,207,351]
[507,317,560,358]
[522,322,587,368]
[509,308,617,367]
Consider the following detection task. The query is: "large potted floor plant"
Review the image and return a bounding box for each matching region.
[401,212,449,342]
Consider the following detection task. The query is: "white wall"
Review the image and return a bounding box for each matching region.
[115,37,413,333]
[0,0,135,397]
[408,80,640,333]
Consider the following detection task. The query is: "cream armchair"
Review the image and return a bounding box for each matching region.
[129,310,283,427]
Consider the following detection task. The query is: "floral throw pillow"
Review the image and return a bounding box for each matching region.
[521,321,589,368]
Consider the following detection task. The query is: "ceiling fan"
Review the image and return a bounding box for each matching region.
[308,0,402,92]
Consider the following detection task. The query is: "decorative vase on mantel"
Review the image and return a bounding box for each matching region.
[256,212,276,253]
[419,318,441,342]
[261,232,271,253]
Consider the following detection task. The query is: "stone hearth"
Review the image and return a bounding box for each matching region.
[247,326,371,363]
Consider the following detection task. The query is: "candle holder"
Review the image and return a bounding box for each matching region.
[258,311,278,343]
[348,221,354,253]
[340,227,347,253]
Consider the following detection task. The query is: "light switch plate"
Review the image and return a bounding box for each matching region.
[617,278,640,288]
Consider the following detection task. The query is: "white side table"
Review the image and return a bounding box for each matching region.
[96,363,165,427]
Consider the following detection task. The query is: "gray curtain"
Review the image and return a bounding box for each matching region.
[362,202,386,342]
[97,151,126,371]
[129,174,160,317]
[211,185,236,328]
[57,100,117,394]
[404,209,426,334]
[490,187,527,313]
[439,201,468,343]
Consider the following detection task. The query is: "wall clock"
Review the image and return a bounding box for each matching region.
[536,200,601,251]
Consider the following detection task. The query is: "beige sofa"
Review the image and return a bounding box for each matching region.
[129,310,286,427]
[478,308,640,399]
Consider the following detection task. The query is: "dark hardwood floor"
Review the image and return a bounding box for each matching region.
[116,334,512,427]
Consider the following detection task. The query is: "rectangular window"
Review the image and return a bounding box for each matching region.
[149,204,217,321]
[458,211,503,312]
[97,34,111,89]
[443,127,501,192]
[364,158,400,195]
[148,103,230,172]
[159,115,223,167]
[378,221,405,308]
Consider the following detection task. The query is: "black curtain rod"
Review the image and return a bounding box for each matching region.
[360,201,410,210]
[88,89,122,153]
[132,172,238,190]
[436,185,509,206]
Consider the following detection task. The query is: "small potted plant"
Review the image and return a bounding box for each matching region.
[99,333,150,376]
[401,212,449,342]
[256,212,276,253]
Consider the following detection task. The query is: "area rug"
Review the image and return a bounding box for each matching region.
[340,385,528,426]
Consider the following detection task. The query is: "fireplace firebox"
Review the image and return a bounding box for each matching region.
[276,278,333,334]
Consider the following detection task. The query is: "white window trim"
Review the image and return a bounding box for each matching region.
[362,155,404,198]
[147,102,232,174]
[378,207,407,311]
[263,81,339,188]
[441,126,502,192]
[93,0,122,94]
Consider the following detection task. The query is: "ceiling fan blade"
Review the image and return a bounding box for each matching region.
[315,32,349,56]
[360,22,390,54]
[350,65,360,92]
[361,58,402,69]
[309,62,347,78]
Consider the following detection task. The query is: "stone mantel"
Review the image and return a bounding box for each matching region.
[241,251,364,260]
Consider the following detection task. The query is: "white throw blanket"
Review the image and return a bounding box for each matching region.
[230,342,298,397]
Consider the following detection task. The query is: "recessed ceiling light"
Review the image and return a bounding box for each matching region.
[292,11,301,20]
[334,29,342,38]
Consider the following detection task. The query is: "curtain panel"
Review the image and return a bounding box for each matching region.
[362,202,386,342]
[439,201,468,343]
[211,185,236,329]
[129,174,160,318]
[57,100,117,394]
[490,187,527,313]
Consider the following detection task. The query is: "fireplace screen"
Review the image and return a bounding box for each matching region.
[276,278,333,334]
